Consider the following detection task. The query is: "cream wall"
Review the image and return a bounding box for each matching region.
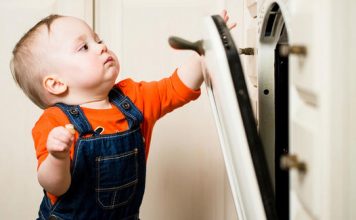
[0,1,93,219]
[0,0,239,219]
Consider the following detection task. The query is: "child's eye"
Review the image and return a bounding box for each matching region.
[79,43,89,51]
[97,40,104,44]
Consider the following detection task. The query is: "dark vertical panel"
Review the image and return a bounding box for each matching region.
[275,43,289,220]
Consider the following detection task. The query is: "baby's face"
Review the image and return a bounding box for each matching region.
[43,16,120,98]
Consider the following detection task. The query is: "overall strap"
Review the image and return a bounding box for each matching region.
[109,87,143,129]
[56,103,94,136]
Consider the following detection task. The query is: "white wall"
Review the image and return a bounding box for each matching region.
[0,0,92,219]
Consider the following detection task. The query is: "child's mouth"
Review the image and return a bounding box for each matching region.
[104,56,114,64]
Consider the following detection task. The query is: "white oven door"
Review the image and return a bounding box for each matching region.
[202,15,277,220]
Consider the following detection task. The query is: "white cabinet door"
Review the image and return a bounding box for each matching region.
[0,1,91,219]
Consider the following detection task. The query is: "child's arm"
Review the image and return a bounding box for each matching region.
[37,125,75,196]
[177,53,204,90]
[176,10,236,90]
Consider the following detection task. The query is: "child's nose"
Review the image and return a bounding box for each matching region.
[97,42,108,54]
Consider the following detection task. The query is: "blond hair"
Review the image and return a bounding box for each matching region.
[10,14,63,109]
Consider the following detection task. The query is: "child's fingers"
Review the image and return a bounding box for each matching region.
[228,22,237,30]
[57,127,74,142]
[51,139,71,152]
[65,124,76,135]
[220,10,237,30]
[220,9,227,19]
[49,126,74,146]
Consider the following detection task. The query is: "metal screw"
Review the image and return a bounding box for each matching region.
[279,45,307,57]
[239,47,255,55]
[280,154,307,173]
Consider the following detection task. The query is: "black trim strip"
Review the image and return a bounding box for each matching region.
[275,43,289,220]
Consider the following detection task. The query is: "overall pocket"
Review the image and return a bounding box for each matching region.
[96,148,139,209]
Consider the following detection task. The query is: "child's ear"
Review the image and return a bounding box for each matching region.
[43,75,68,95]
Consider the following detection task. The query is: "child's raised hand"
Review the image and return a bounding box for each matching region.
[220,9,237,30]
[46,124,75,160]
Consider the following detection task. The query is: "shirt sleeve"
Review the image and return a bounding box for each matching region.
[32,107,71,169]
[157,69,201,117]
[117,69,201,122]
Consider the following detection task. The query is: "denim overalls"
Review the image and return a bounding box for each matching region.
[38,88,146,220]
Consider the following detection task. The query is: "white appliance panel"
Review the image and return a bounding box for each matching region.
[203,15,277,220]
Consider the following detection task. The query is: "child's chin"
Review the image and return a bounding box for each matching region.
[106,68,119,78]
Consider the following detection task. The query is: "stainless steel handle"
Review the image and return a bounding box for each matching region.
[168,36,204,55]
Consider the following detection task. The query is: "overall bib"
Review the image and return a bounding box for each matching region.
[38,88,146,220]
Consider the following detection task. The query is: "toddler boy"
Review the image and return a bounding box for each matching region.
[11,11,234,220]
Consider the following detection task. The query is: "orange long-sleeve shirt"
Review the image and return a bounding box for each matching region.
[32,70,200,204]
